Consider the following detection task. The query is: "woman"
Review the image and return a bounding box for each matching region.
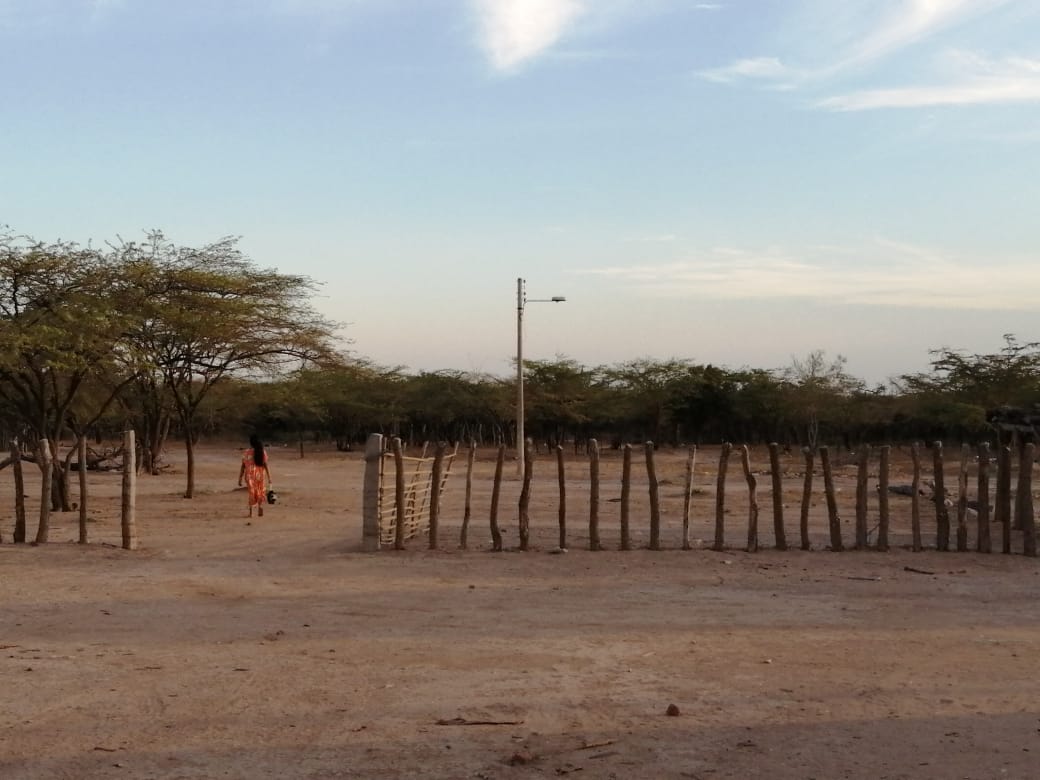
[238,434,273,517]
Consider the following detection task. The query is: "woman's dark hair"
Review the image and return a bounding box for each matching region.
[249,434,265,466]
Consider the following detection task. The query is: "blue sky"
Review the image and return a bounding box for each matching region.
[2,0,1039,384]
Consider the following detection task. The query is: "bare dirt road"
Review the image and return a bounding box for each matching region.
[2,443,1038,779]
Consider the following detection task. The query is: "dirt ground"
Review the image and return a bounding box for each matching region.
[1,441,1038,780]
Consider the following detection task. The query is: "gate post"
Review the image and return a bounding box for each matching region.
[362,434,384,551]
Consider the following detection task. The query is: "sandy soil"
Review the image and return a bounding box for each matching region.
[1,442,1038,780]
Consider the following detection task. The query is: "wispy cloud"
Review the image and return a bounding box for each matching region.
[471,0,587,71]
[844,0,1012,69]
[578,238,1040,310]
[699,56,803,85]
[821,53,1040,110]
[700,0,1017,90]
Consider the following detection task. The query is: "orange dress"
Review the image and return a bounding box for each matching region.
[242,449,269,507]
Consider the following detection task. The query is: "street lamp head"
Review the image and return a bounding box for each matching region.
[551,296,566,302]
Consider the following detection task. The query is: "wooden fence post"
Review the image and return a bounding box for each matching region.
[120,430,138,551]
[459,441,476,550]
[681,446,697,551]
[910,442,923,552]
[956,443,970,552]
[12,440,26,544]
[556,445,567,550]
[713,443,732,552]
[933,441,949,551]
[855,445,870,550]
[768,443,787,550]
[1021,443,1036,557]
[620,444,632,551]
[820,446,843,552]
[877,445,890,552]
[976,442,991,554]
[1014,441,1028,532]
[518,438,533,551]
[429,442,446,550]
[78,435,88,545]
[800,447,813,551]
[647,442,661,551]
[741,445,758,553]
[589,438,602,551]
[489,444,505,552]
[34,439,53,545]
[996,446,1012,554]
[393,438,406,551]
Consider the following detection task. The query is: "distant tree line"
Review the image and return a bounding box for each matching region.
[2,227,1039,516]
[236,339,1039,454]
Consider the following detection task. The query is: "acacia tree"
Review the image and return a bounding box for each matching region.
[782,351,864,451]
[0,233,140,533]
[604,358,702,445]
[898,334,1040,442]
[522,357,603,447]
[902,335,1040,409]
[125,232,340,498]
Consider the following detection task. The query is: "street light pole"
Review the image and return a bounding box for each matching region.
[516,278,525,476]
[516,277,566,475]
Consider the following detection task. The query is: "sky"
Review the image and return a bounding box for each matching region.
[2,0,1039,385]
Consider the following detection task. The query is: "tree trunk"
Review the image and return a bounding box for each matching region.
[12,441,26,543]
[52,456,71,512]
[183,425,196,498]
[35,439,53,544]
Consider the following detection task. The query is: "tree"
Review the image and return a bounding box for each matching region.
[0,232,140,530]
[898,335,1040,443]
[604,358,699,445]
[125,232,340,497]
[902,335,1040,410]
[667,364,737,444]
[783,351,864,451]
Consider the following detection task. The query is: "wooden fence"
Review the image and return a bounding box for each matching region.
[363,436,1037,557]
[2,430,138,550]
